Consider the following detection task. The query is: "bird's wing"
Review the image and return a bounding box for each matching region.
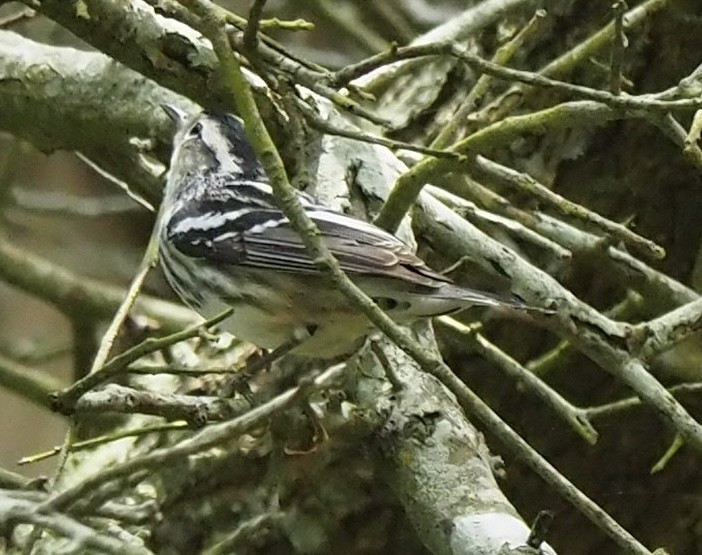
[164,184,451,288]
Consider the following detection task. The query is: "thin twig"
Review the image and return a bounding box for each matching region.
[125,363,236,375]
[87,260,155,378]
[683,110,702,169]
[609,1,628,95]
[585,383,702,420]
[53,309,233,413]
[651,435,684,473]
[18,422,189,466]
[527,510,555,549]
[243,0,267,52]
[75,152,155,212]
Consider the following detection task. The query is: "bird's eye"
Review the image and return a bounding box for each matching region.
[188,123,203,138]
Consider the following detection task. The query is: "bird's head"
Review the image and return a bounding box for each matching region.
[162,105,265,187]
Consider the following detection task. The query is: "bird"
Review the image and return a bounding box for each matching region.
[156,106,544,358]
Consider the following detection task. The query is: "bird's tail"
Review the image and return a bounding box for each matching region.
[436,284,554,314]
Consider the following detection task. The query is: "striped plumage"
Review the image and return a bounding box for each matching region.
[157,108,529,357]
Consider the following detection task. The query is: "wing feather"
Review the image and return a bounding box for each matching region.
[166,191,450,288]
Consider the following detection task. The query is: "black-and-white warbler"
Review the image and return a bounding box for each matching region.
[157,107,539,357]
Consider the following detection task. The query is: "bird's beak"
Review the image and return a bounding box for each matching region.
[160,104,188,124]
